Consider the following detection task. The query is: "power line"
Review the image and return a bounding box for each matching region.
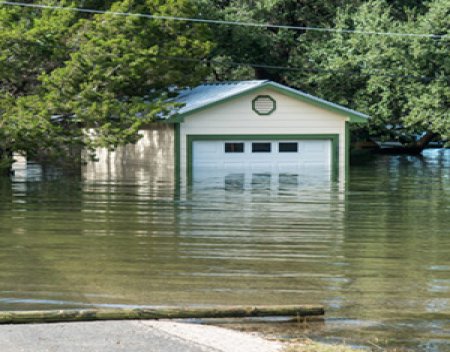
[0,1,448,40]
[150,55,449,82]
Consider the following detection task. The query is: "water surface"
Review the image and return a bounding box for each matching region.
[0,149,449,351]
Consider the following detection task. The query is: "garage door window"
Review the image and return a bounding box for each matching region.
[279,142,298,153]
[252,142,271,153]
[225,142,244,153]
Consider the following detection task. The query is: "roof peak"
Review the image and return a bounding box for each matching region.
[168,80,368,123]
[198,80,268,86]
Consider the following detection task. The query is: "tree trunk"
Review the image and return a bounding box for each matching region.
[412,131,438,150]
[0,150,13,176]
[0,305,324,324]
[378,132,439,155]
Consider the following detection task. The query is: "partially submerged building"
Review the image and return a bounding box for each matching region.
[84,80,368,184]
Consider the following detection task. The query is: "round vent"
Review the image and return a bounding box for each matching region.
[252,95,276,115]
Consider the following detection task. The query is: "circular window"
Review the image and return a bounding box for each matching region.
[252,95,276,115]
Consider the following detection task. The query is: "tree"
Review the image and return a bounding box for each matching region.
[198,0,361,82]
[287,0,449,149]
[0,0,212,170]
[0,1,76,172]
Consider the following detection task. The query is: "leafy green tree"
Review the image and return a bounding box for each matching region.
[0,1,77,171]
[199,0,428,81]
[198,0,361,82]
[387,0,428,18]
[0,0,212,170]
[287,0,449,148]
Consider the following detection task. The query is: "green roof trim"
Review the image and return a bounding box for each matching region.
[167,81,369,123]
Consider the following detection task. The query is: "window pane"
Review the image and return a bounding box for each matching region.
[252,143,271,153]
[279,142,298,152]
[225,142,244,153]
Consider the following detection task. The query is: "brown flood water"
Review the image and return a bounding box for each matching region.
[0,149,449,351]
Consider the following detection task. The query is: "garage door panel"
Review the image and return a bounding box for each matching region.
[301,140,327,152]
[194,142,220,155]
[192,139,331,181]
[223,162,246,170]
[250,163,272,172]
[278,162,300,172]
[303,162,328,168]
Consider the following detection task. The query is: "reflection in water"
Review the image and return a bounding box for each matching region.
[223,173,302,193]
[279,173,298,187]
[224,174,245,192]
[0,149,449,351]
[251,173,271,190]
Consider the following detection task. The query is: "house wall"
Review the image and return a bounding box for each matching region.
[83,123,175,184]
[180,88,348,182]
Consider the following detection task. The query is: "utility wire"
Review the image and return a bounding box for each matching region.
[0,1,448,40]
[5,38,448,82]
[17,38,450,81]
[150,54,449,82]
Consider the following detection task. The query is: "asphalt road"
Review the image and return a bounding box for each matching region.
[0,321,218,352]
[0,320,281,352]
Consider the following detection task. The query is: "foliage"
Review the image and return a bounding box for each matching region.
[198,0,361,82]
[287,0,449,142]
[0,0,213,165]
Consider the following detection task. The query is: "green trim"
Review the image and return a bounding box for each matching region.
[186,134,340,184]
[345,121,350,181]
[174,123,180,184]
[167,82,368,123]
[252,95,276,115]
[267,84,368,123]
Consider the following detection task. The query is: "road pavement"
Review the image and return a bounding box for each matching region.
[0,320,282,352]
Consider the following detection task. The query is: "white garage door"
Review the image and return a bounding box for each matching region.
[193,140,331,180]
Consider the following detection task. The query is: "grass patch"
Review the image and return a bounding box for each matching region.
[283,339,357,352]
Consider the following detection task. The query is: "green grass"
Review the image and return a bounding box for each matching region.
[283,340,358,352]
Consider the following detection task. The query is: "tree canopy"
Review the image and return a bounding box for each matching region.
[199,0,362,82]
[287,0,449,143]
[0,0,212,166]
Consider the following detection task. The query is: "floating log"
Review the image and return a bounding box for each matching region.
[0,305,324,324]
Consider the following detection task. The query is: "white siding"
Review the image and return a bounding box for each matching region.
[180,88,348,182]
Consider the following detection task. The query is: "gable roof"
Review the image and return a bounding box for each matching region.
[168,80,369,123]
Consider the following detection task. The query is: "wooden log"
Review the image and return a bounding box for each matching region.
[0,305,324,324]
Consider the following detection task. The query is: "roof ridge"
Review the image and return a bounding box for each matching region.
[199,80,268,86]
[168,80,368,123]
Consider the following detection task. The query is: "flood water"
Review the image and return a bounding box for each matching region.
[0,149,449,351]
